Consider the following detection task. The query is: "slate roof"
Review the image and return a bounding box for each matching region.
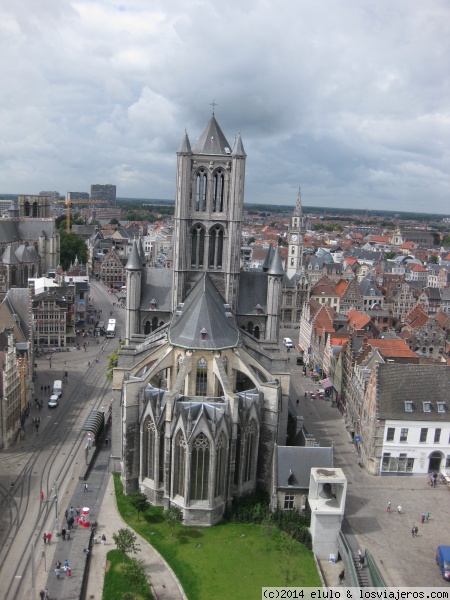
[17,220,55,240]
[0,221,20,243]
[2,288,30,339]
[141,268,173,312]
[276,446,334,489]
[377,363,450,421]
[177,131,192,153]
[231,133,246,157]
[267,246,284,275]
[192,116,232,155]
[358,276,383,298]
[2,245,20,264]
[168,274,240,350]
[237,271,268,314]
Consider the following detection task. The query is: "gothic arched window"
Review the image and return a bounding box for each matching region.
[142,416,155,480]
[144,321,151,335]
[247,321,254,336]
[234,425,241,485]
[32,202,38,217]
[191,226,205,268]
[215,433,226,497]
[244,421,256,482]
[158,430,165,486]
[195,170,208,211]
[254,326,260,339]
[208,226,224,269]
[24,201,30,216]
[152,316,158,331]
[190,433,210,501]
[173,430,186,497]
[196,357,207,396]
[212,171,225,212]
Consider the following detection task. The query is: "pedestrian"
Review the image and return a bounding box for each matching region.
[338,569,345,585]
[426,512,430,522]
[55,560,61,569]
[411,526,415,537]
[55,567,61,579]
[101,533,106,545]
[69,506,74,517]
[39,590,45,600]
[76,506,80,516]
[43,533,47,545]
[421,514,425,524]
[65,509,68,520]
[64,559,69,569]
[84,482,88,492]
[414,526,418,537]
[358,553,365,569]
[387,502,391,513]
[44,589,49,599]
[304,391,307,399]
[66,530,71,540]
[47,533,52,544]
[40,491,44,502]
[61,528,66,541]
[41,386,43,394]
[397,505,402,514]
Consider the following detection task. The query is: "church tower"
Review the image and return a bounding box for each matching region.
[286,188,306,279]
[125,241,142,343]
[18,195,51,218]
[172,113,246,312]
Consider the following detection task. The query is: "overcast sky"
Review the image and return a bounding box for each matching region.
[1,1,449,214]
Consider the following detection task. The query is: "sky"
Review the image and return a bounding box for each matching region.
[1,1,449,215]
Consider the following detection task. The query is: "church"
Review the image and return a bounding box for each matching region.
[111,114,293,525]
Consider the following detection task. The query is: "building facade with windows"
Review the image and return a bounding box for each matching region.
[32,289,67,347]
[357,363,450,475]
[111,115,289,526]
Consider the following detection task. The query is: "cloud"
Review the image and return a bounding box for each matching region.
[0,0,449,213]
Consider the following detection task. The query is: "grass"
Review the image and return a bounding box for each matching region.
[102,549,153,600]
[113,475,321,600]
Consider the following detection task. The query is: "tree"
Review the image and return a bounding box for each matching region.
[109,218,120,225]
[60,231,88,270]
[385,251,397,260]
[260,515,277,552]
[277,535,300,586]
[106,341,124,380]
[112,528,140,563]
[122,558,148,594]
[442,235,450,247]
[129,491,150,520]
[428,255,439,264]
[164,506,183,537]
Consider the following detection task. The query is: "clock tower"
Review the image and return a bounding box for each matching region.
[286,188,306,279]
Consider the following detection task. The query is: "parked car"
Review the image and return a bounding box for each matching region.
[48,395,59,409]
[436,546,450,580]
[283,337,293,348]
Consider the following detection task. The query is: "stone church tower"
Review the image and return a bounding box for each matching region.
[286,188,306,279]
[112,113,289,527]
[172,114,246,312]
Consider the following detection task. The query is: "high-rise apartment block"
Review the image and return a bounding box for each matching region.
[90,184,116,206]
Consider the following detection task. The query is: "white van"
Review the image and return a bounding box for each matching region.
[283,337,293,348]
[53,380,63,397]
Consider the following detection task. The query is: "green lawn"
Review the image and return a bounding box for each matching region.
[113,475,321,600]
[103,549,153,600]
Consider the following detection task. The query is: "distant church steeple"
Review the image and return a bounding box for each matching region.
[286,187,306,279]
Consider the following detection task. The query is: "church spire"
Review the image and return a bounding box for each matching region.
[294,187,302,217]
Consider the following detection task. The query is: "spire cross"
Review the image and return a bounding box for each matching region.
[210,99,218,115]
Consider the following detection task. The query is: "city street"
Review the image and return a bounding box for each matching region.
[0,281,123,599]
[283,327,450,588]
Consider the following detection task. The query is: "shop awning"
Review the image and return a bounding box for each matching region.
[320,377,333,389]
[295,344,303,353]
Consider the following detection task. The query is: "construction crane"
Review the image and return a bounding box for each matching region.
[55,198,108,232]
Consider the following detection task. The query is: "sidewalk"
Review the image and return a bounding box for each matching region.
[41,441,186,599]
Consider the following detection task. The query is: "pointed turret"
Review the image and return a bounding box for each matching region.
[138,238,146,266]
[125,240,142,270]
[177,130,192,154]
[231,132,246,157]
[294,187,302,217]
[262,245,275,272]
[268,246,284,276]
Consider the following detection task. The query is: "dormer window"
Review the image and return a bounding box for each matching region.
[423,401,432,413]
[437,402,446,414]
[200,328,207,341]
[287,469,295,487]
[255,304,263,315]
[404,401,413,413]
[150,299,157,310]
